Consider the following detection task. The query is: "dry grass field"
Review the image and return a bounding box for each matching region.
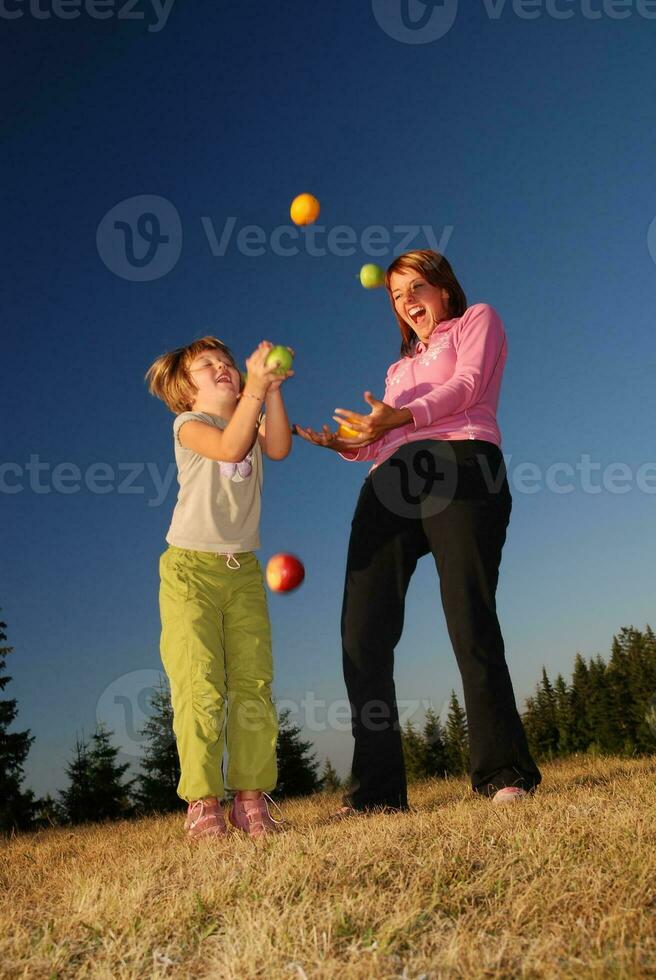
[2,754,655,979]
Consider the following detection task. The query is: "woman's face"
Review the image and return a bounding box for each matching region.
[389,269,451,343]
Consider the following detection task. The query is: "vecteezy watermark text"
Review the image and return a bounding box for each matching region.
[200,216,453,259]
[2,452,656,506]
[96,669,447,757]
[372,0,656,45]
[371,446,656,519]
[0,455,176,507]
[0,0,175,31]
[96,193,455,281]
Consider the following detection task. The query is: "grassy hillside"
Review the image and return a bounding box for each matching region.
[2,755,655,979]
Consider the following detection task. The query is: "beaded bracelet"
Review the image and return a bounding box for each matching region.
[242,392,265,401]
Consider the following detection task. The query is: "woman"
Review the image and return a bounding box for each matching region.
[296,250,541,812]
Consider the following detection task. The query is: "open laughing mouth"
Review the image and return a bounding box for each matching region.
[215,374,232,385]
[408,305,426,325]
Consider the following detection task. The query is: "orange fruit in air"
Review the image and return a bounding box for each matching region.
[290,193,321,226]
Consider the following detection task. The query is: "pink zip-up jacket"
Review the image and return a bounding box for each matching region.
[339,303,507,473]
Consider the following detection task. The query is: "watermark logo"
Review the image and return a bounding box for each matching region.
[3,452,656,503]
[96,671,448,745]
[96,194,182,282]
[371,441,460,519]
[369,442,516,519]
[646,692,656,737]
[372,0,459,43]
[96,193,454,281]
[0,0,176,31]
[372,0,656,43]
[648,215,656,267]
[96,668,165,758]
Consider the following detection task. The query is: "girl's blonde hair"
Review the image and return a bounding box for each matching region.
[385,250,468,357]
[145,336,242,414]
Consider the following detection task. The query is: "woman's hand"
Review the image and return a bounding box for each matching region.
[332,392,412,442]
[293,424,367,453]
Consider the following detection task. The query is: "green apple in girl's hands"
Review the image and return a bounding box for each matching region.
[265,345,294,375]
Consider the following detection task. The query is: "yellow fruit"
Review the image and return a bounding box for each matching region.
[359,263,386,289]
[338,423,360,439]
[290,193,321,226]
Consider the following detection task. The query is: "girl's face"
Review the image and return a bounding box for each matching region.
[389,269,451,343]
[187,348,241,408]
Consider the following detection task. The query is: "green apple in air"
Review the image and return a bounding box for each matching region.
[265,345,294,375]
[359,263,385,289]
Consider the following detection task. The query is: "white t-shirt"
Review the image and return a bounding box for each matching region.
[165,412,263,553]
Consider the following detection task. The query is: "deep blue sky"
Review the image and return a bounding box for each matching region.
[3,1,655,799]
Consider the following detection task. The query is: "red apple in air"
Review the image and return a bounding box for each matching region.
[265,553,305,593]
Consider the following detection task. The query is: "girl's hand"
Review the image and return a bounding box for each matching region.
[332,391,410,442]
[243,342,280,396]
[293,424,371,453]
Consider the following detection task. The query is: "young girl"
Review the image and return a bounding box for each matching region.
[145,336,293,838]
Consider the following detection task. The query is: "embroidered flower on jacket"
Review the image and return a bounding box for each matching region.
[418,335,453,365]
[387,364,410,387]
[387,334,453,386]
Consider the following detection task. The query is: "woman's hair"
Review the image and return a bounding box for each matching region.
[145,336,242,414]
[385,250,468,357]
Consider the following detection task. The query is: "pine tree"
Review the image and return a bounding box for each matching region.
[523,667,560,760]
[443,691,469,776]
[59,734,95,824]
[0,615,36,834]
[641,625,656,749]
[60,726,135,824]
[88,724,136,821]
[319,758,341,793]
[423,707,448,779]
[401,720,428,782]
[553,673,574,756]
[569,653,593,752]
[608,626,656,753]
[133,681,182,815]
[539,668,561,756]
[606,632,632,751]
[628,626,656,752]
[274,709,321,798]
[606,627,651,754]
[585,655,619,754]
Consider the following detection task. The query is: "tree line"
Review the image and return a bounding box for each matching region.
[1,613,655,833]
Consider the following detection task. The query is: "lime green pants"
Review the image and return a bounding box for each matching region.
[158,546,278,803]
